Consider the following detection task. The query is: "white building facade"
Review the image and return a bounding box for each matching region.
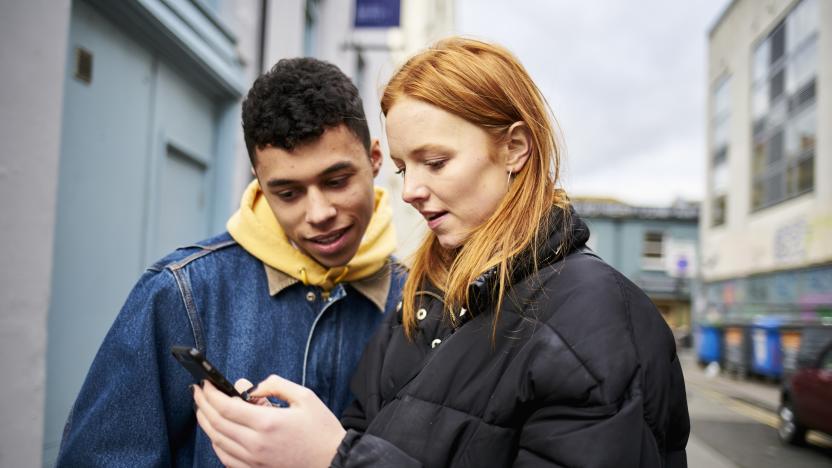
[702,0,831,323]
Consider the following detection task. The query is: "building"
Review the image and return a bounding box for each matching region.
[702,0,831,327]
[573,198,700,343]
[0,1,452,465]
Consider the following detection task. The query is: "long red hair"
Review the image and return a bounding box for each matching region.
[381,37,570,340]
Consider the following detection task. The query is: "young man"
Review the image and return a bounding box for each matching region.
[57,58,405,466]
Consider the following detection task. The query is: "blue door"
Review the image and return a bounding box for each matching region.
[44,1,220,463]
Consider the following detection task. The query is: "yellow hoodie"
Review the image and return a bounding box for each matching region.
[227,180,396,291]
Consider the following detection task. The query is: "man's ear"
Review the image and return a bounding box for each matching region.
[369,139,383,177]
[504,121,532,174]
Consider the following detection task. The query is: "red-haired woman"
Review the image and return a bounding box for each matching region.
[194,37,690,468]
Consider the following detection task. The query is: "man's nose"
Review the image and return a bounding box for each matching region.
[305,189,337,225]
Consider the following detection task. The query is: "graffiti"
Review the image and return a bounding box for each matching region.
[773,218,808,264]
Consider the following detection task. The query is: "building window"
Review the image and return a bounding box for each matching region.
[750,0,817,212]
[642,231,664,270]
[304,0,321,57]
[710,76,730,227]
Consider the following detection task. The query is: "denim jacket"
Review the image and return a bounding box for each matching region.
[57,232,406,467]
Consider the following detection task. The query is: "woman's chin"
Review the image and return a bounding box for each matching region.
[436,234,464,250]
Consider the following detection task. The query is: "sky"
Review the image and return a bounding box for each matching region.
[455,0,732,207]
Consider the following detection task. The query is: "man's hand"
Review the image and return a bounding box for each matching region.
[194,375,346,468]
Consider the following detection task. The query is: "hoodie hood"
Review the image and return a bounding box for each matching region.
[227,180,396,291]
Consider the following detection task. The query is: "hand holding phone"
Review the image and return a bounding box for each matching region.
[171,346,250,401]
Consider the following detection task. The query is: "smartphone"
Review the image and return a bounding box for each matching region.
[171,346,249,401]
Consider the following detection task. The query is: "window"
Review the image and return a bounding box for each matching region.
[304,0,321,57]
[712,195,726,227]
[750,0,818,211]
[710,76,730,227]
[642,231,664,270]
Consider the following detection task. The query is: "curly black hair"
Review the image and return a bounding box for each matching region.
[242,57,371,164]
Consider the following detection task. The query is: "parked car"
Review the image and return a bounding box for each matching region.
[778,326,832,445]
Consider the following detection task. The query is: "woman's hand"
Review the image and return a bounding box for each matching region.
[194,375,347,468]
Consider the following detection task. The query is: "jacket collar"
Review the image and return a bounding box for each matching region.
[265,261,392,313]
[465,206,591,315]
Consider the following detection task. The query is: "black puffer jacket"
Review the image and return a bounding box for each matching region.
[332,211,690,468]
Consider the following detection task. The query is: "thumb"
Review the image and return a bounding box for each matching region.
[248,374,310,406]
[233,378,254,394]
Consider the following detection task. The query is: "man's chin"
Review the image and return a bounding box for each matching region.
[307,246,360,270]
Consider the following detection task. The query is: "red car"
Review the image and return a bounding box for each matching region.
[778,327,832,445]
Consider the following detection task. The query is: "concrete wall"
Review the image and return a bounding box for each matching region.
[703,0,832,282]
[0,2,72,466]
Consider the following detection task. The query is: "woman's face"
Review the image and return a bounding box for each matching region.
[386,97,510,249]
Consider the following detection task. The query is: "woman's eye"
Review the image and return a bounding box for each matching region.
[394,167,406,176]
[426,159,446,170]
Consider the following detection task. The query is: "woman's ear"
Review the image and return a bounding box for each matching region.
[504,122,531,174]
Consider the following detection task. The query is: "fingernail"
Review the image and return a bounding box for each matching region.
[241,383,258,401]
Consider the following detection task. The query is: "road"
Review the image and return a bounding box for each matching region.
[685,364,832,467]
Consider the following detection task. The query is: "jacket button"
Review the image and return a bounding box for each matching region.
[306,291,316,302]
[396,301,403,312]
[416,308,427,321]
[431,338,442,348]
[459,307,467,317]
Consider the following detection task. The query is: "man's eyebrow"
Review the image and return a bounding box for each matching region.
[320,161,357,176]
[265,161,357,188]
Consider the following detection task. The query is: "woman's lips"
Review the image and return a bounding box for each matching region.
[425,212,448,230]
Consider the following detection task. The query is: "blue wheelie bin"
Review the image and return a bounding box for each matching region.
[750,317,783,379]
[697,323,723,365]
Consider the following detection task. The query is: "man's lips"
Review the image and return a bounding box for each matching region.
[307,226,350,245]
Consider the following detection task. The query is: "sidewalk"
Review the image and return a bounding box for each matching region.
[686,434,739,468]
[678,348,780,412]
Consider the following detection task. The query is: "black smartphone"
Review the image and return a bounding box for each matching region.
[171,346,249,401]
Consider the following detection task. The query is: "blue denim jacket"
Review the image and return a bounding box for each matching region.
[57,232,406,467]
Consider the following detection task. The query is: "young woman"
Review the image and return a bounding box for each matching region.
[194,37,690,468]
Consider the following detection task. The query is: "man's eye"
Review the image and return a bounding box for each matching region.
[277,190,297,201]
[327,176,349,188]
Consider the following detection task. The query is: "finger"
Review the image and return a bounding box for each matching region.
[211,443,249,468]
[201,380,281,432]
[196,383,262,449]
[195,402,252,466]
[248,374,312,406]
[234,378,253,394]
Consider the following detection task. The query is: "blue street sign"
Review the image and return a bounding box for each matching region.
[354,0,401,28]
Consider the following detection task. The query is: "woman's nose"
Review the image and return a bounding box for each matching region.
[401,172,429,205]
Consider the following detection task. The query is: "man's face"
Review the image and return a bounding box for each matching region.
[254,125,381,268]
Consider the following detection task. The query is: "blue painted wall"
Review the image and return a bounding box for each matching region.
[43,0,246,463]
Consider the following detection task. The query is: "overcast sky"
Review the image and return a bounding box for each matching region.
[455,0,732,207]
